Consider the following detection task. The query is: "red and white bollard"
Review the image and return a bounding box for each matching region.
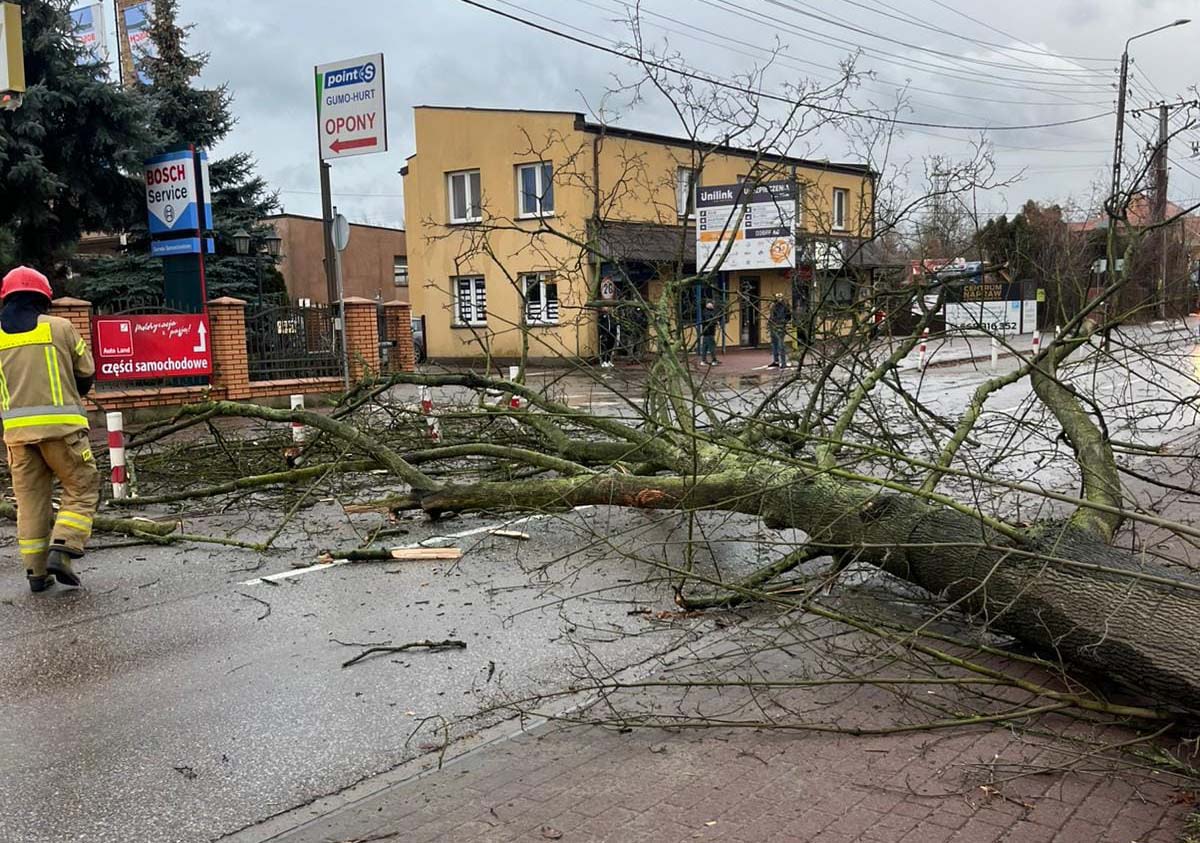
[106,412,128,500]
[507,366,521,409]
[419,385,433,415]
[918,328,929,372]
[426,416,441,443]
[1031,332,1041,356]
[290,394,307,443]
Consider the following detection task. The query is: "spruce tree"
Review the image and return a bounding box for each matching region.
[81,0,283,306]
[0,0,152,277]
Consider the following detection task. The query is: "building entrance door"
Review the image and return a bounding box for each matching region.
[739,276,761,347]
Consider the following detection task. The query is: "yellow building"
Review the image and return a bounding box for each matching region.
[402,106,876,363]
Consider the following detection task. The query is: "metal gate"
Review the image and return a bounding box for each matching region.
[246,302,344,382]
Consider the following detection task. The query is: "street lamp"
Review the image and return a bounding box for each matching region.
[232,228,283,304]
[1107,18,1190,306]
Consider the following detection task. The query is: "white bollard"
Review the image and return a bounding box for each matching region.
[990,336,999,370]
[426,415,441,443]
[106,412,128,500]
[918,328,929,372]
[289,394,307,444]
[419,385,432,415]
[1031,332,1041,356]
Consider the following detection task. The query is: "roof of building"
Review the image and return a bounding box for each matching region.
[410,106,874,177]
[266,213,405,234]
[1068,194,1200,239]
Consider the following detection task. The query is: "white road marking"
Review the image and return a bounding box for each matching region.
[239,507,596,586]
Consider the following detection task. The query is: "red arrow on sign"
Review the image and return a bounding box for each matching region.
[330,136,379,154]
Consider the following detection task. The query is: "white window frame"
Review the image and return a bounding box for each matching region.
[393,256,408,287]
[453,275,487,326]
[516,161,554,218]
[832,187,848,231]
[677,167,698,218]
[521,272,559,326]
[447,169,482,224]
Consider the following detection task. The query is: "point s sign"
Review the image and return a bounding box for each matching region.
[315,53,387,161]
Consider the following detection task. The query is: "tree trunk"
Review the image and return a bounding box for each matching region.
[416,468,1200,713]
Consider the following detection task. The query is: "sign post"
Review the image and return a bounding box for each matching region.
[332,209,351,389]
[1,2,25,110]
[314,53,387,306]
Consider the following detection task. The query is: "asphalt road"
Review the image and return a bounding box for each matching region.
[0,502,777,843]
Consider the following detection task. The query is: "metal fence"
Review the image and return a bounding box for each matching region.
[245,302,344,382]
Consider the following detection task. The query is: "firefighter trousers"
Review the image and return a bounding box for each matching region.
[6,430,100,576]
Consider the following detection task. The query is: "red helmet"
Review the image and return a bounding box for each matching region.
[1,266,54,301]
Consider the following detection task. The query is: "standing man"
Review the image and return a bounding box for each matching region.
[699,300,721,366]
[0,267,99,592]
[767,292,792,368]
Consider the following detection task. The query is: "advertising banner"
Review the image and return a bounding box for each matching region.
[92,313,212,381]
[122,2,153,84]
[927,262,1037,335]
[696,181,796,272]
[70,3,107,65]
[315,53,387,160]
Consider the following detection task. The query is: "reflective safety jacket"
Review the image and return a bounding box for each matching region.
[0,315,94,444]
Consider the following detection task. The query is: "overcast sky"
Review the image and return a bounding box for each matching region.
[119,0,1200,228]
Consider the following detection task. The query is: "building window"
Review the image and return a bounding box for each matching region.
[393,256,408,287]
[832,188,848,231]
[454,276,487,326]
[517,162,554,217]
[448,170,482,224]
[677,167,698,217]
[521,272,559,325]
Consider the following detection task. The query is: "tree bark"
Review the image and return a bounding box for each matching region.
[413,468,1200,714]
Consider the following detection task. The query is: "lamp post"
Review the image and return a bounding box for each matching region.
[233,228,283,305]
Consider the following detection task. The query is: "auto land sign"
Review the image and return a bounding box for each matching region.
[315,53,387,160]
[92,314,212,382]
[144,149,198,235]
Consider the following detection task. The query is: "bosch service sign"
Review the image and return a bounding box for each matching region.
[315,53,387,160]
[144,150,198,234]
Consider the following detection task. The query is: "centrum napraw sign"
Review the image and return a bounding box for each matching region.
[91,314,212,381]
[315,52,387,160]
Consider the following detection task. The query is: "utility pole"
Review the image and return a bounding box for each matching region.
[1155,104,1169,319]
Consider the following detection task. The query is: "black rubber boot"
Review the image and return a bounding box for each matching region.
[46,550,82,588]
[27,572,54,594]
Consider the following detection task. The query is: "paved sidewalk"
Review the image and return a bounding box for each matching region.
[243,610,1193,843]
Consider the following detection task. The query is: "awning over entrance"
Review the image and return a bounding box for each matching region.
[590,220,696,265]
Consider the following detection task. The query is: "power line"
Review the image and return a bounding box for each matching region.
[459,0,1114,132]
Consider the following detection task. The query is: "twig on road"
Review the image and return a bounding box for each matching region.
[341,639,466,668]
[236,591,272,621]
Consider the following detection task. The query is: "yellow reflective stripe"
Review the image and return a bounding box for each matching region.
[0,323,52,350]
[20,547,49,555]
[55,513,93,533]
[19,538,49,547]
[74,338,87,356]
[44,347,64,406]
[58,511,93,526]
[0,360,9,411]
[1,414,89,430]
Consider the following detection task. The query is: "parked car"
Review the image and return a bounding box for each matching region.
[411,315,426,363]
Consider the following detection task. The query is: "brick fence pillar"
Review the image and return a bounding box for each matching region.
[208,297,251,400]
[341,297,380,382]
[51,297,93,348]
[382,300,415,373]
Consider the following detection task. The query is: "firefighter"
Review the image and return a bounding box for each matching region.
[0,266,98,592]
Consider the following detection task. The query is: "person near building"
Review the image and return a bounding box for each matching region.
[767,292,792,368]
[700,300,721,365]
[597,307,619,369]
[0,267,99,593]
